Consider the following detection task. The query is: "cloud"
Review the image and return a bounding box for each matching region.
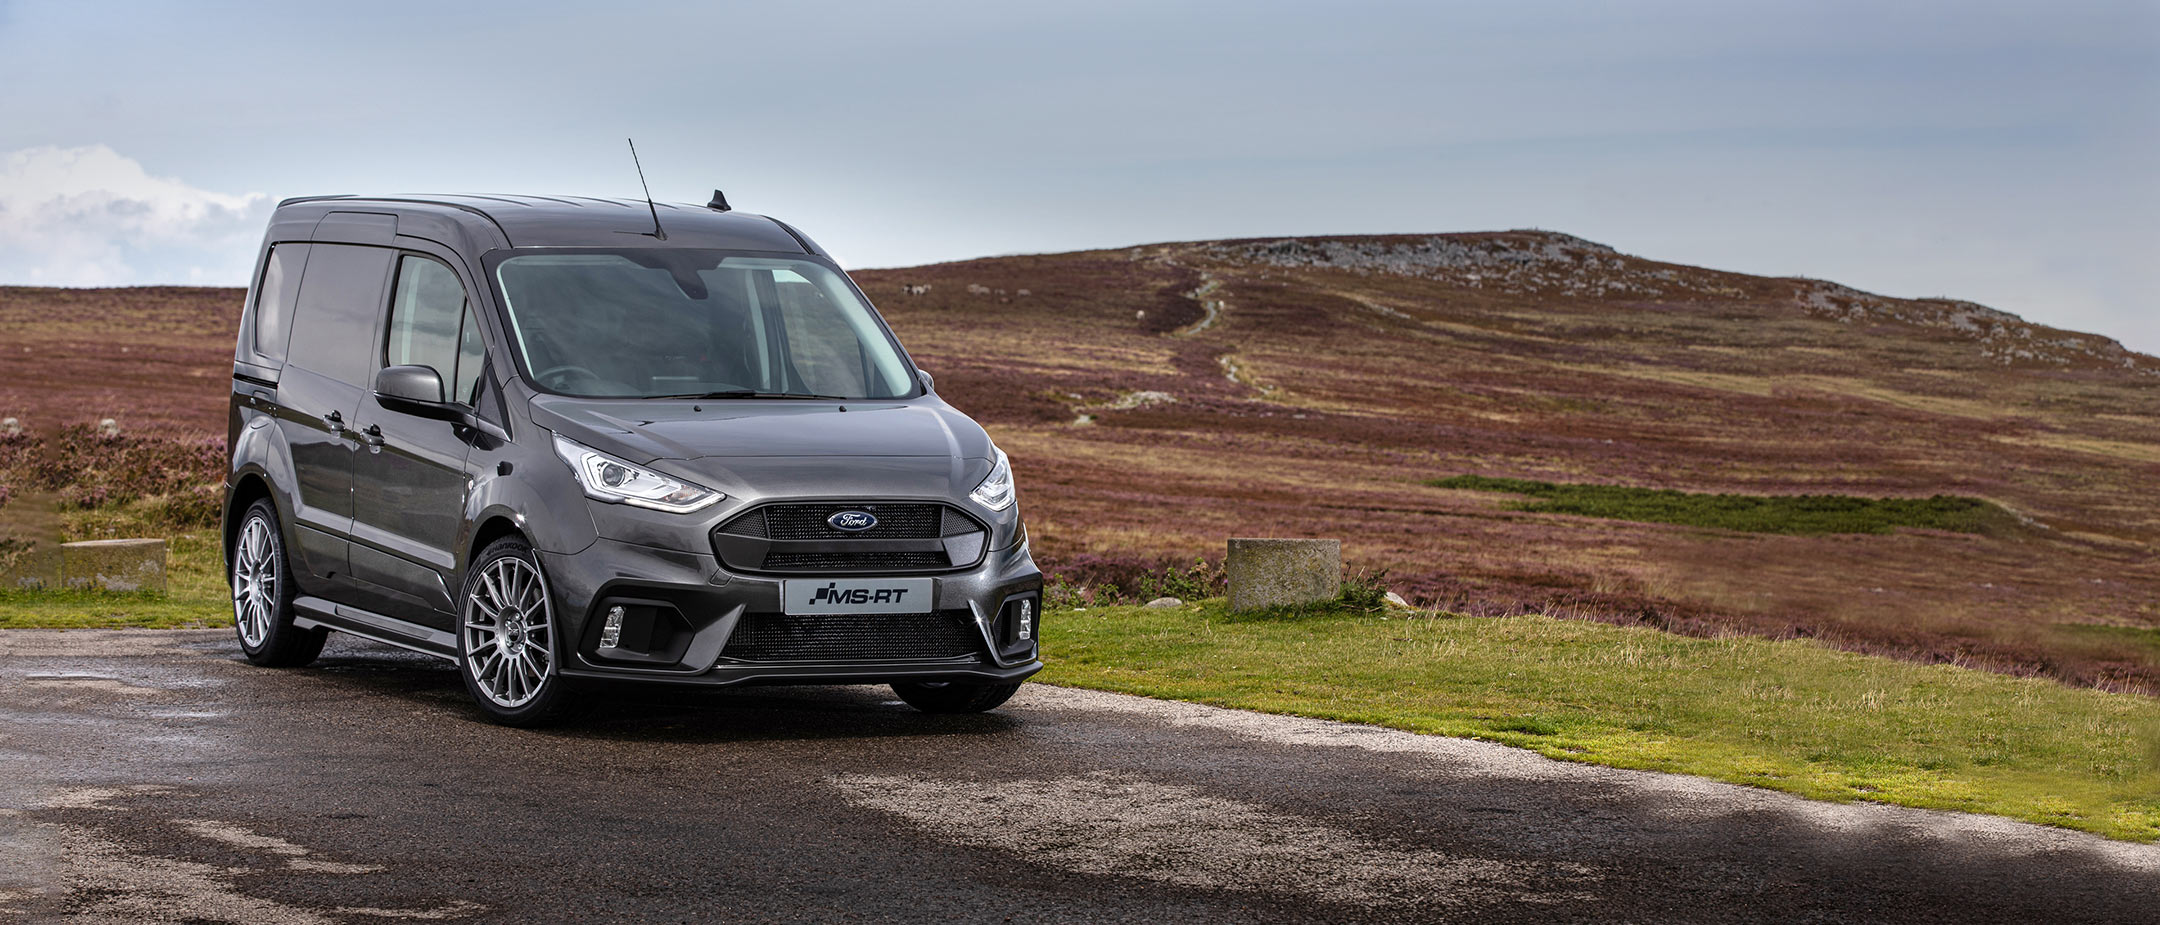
[0,145,269,286]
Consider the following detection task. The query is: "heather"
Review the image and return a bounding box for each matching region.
[3,232,2158,693]
[0,424,223,529]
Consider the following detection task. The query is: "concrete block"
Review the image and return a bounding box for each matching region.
[60,538,167,592]
[1,538,61,589]
[1226,538,1340,612]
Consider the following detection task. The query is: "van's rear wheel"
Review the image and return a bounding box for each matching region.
[229,499,326,667]
[891,680,1021,714]
[457,538,570,726]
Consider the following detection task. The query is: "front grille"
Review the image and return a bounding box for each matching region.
[720,612,980,662]
[722,502,962,540]
[767,503,946,539]
[711,501,990,574]
[761,551,951,571]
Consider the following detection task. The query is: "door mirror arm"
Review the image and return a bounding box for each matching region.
[457,413,509,444]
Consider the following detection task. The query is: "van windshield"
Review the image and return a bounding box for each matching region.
[492,250,916,399]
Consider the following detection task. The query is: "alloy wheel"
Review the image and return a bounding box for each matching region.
[461,555,555,708]
[231,515,278,649]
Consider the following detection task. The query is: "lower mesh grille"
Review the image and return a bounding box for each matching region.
[721,612,980,662]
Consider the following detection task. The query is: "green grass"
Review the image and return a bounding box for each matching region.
[1429,474,2011,535]
[0,505,231,629]
[1041,599,2160,842]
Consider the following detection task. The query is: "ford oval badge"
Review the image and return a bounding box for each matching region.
[828,510,878,532]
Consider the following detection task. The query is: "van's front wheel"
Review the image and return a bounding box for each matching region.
[891,680,1021,714]
[457,538,570,726]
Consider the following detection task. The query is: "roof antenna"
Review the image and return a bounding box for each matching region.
[626,137,666,241]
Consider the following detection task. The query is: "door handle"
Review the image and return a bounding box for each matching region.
[324,410,345,435]
[361,424,384,448]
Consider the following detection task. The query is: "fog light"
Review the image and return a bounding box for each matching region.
[599,605,625,649]
[1018,600,1033,641]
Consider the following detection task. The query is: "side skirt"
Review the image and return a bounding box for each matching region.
[293,595,459,662]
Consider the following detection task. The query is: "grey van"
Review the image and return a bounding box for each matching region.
[225,194,1041,725]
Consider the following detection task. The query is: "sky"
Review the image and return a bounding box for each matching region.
[2,0,2155,351]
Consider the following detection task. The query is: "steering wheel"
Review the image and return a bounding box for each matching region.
[535,364,606,392]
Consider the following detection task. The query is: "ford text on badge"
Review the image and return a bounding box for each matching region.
[783,577,935,615]
[827,510,878,531]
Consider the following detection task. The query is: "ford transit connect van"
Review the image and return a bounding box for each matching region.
[224,195,1041,725]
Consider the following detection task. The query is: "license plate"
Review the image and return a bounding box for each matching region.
[782,577,934,615]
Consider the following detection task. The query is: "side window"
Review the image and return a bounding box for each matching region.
[287,244,394,386]
[250,243,310,362]
[385,255,471,404]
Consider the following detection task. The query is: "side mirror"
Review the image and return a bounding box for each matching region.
[374,365,458,419]
[916,369,936,393]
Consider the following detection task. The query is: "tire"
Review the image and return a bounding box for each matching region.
[229,499,327,668]
[456,537,571,726]
[891,680,1022,714]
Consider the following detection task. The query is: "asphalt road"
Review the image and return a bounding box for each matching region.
[1,630,2154,924]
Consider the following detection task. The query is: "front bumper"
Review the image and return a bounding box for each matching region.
[539,533,1043,688]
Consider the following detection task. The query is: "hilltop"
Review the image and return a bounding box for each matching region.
[2,231,2156,689]
[852,232,2160,690]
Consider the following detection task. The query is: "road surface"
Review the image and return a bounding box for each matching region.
[1,629,2154,923]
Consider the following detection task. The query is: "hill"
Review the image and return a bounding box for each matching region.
[3,231,2156,689]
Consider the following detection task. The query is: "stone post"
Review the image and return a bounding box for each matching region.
[1226,538,1341,611]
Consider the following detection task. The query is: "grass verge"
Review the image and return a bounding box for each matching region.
[1041,599,2160,842]
[1429,474,2010,535]
[0,505,230,628]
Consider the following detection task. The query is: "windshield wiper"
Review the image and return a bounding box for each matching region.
[645,390,850,401]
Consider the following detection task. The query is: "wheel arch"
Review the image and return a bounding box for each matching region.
[222,471,278,568]
[465,512,530,572]
[223,408,298,570]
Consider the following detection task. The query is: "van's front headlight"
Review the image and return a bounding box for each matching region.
[551,433,722,514]
[971,448,1015,511]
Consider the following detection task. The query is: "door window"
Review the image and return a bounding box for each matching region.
[385,255,477,404]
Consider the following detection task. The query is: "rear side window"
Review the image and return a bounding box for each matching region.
[286,244,394,386]
[384,255,473,403]
[250,243,309,362]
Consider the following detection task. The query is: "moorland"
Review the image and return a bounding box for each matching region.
[3,230,2157,692]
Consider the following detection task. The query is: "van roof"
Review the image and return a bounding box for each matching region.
[275,193,819,255]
